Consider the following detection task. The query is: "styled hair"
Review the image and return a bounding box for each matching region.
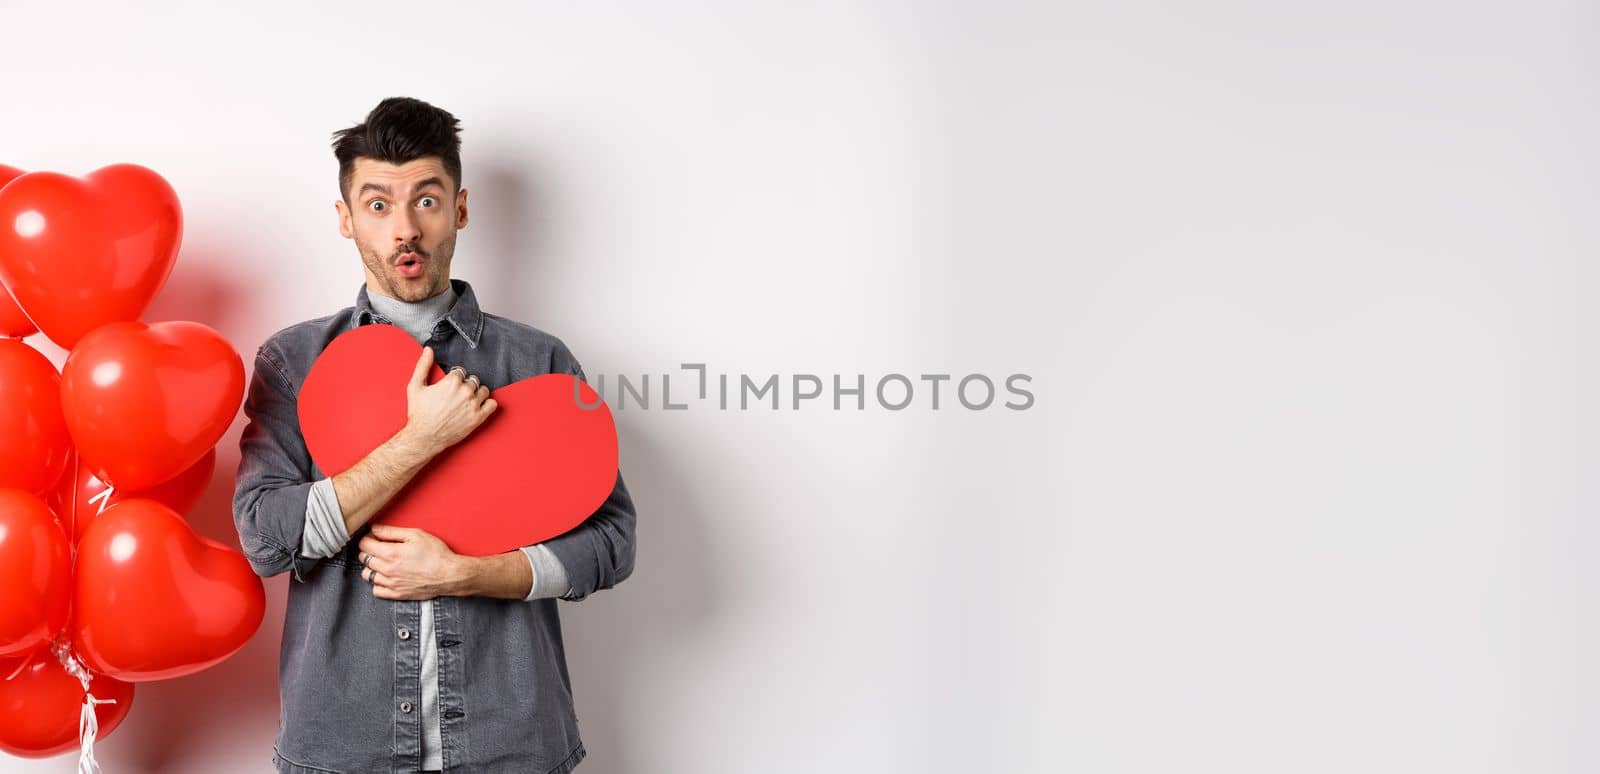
[332,97,463,202]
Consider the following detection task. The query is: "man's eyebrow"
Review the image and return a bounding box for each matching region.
[358,177,446,199]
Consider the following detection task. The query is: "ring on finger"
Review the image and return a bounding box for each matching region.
[448,365,468,380]
[466,373,481,389]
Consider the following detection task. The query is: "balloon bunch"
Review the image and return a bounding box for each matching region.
[0,164,265,770]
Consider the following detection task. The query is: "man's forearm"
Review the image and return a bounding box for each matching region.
[329,426,436,536]
[452,550,535,600]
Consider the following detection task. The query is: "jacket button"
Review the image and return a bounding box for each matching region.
[398,628,411,640]
[400,702,413,713]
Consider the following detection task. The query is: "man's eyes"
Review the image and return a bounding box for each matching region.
[368,196,439,212]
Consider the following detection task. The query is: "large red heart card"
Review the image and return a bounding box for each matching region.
[297,324,618,556]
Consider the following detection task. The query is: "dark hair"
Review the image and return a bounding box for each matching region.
[331,97,463,202]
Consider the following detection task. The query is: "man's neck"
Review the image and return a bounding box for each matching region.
[367,280,459,344]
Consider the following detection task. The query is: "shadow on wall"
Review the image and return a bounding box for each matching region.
[471,152,724,774]
[560,419,718,774]
[464,155,542,310]
[68,162,719,773]
[140,256,252,341]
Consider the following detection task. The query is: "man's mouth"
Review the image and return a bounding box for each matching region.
[396,252,425,278]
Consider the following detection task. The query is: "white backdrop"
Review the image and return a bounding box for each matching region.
[1,1,1593,772]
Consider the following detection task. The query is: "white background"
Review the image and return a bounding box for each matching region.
[1,1,1592,772]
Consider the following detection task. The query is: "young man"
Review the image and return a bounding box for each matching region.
[232,97,637,774]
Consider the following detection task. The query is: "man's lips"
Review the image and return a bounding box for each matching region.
[396,252,426,278]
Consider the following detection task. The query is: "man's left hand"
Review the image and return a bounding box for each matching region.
[357,524,466,601]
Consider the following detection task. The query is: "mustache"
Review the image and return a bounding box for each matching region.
[392,243,429,262]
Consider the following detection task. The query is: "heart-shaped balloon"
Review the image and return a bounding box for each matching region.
[0,338,71,494]
[0,648,134,758]
[49,447,216,544]
[71,498,264,682]
[0,164,181,349]
[0,164,36,339]
[298,324,619,556]
[0,489,72,658]
[61,320,244,492]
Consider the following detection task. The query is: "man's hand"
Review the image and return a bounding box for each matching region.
[326,347,497,538]
[356,524,468,601]
[402,345,497,458]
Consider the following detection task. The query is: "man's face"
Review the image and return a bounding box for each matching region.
[336,156,468,302]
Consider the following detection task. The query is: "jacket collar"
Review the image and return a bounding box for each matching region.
[353,278,484,348]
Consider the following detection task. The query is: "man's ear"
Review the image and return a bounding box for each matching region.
[335,198,353,238]
[455,187,469,230]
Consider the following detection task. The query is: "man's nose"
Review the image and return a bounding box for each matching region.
[394,208,422,246]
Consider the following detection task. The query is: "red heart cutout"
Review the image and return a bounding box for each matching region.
[297,324,619,556]
[71,499,265,682]
[60,320,244,492]
[0,164,181,350]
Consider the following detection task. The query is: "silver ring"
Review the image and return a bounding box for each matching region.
[448,365,468,380]
[361,553,372,569]
[466,373,481,389]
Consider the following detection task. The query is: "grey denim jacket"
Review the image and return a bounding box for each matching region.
[232,278,637,774]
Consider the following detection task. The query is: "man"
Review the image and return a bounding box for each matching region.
[232,96,637,774]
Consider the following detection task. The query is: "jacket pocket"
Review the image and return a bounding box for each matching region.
[271,748,343,773]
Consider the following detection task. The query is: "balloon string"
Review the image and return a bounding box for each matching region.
[77,691,114,774]
[52,638,114,774]
[88,485,114,515]
[2,647,35,681]
[70,453,80,558]
[60,461,114,773]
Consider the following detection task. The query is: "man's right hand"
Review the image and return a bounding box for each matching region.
[326,346,499,539]
[402,345,498,458]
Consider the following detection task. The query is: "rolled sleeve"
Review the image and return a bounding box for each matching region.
[520,543,573,601]
[233,345,333,582]
[542,469,637,602]
[302,476,351,559]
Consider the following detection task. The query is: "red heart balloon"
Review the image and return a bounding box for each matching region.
[61,320,244,492]
[298,324,618,556]
[49,447,216,544]
[0,338,71,494]
[0,164,181,350]
[71,498,264,682]
[0,648,134,758]
[0,489,72,658]
[0,164,36,339]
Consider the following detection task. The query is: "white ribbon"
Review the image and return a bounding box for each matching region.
[53,630,116,773]
[87,484,114,515]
